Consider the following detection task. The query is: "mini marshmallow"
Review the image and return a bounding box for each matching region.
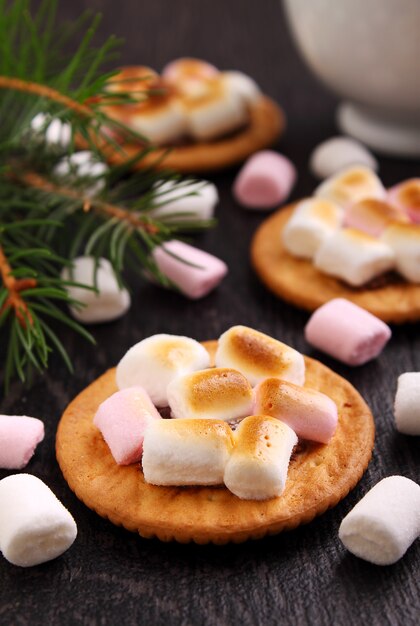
[167,368,254,421]
[0,474,77,567]
[282,197,343,259]
[30,112,72,148]
[344,198,409,237]
[116,334,210,407]
[233,150,297,210]
[93,387,161,465]
[388,178,420,223]
[339,476,420,565]
[254,378,338,444]
[61,256,130,324]
[394,372,420,435]
[381,223,420,283]
[224,415,297,500]
[142,419,234,486]
[53,151,108,198]
[314,228,395,286]
[309,137,378,180]
[315,166,386,207]
[222,71,261,105]
[215,325,305,387]
[162,58,219,83]
[305,298,392,366]
[150,179,218,222]
[152,240,228,299]
[0,416,44,469]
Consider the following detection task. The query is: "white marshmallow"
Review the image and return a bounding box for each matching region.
[53,151,108,198]
[224,415,297,500]
[314,228,395,286]
[167,368,254,421]
[30,112,72,149]
[0,474,77,567]
[142,419,234,486]
[381,223,420,283]
[339,476,420,565]
[215,325,305,387]
[61,256,130,324]
[282,198,343,260]
[116,334,211,407]
[315,166,386,207]
[222,71,261,105]
[310,137,378,180]
[150,179,218,221]
[394,373,420,435]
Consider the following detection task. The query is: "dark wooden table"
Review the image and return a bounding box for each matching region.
[1,1,419,624]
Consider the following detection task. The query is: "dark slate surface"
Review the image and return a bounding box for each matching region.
[1,1,419,624]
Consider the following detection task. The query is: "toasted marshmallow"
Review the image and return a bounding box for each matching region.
[30,112,72,148]
[53,151,108,198]
[224,415,297,500]
[382,223,420,282]
[309,136,378,180]
[167,368,253,421]
[162,58,219,83]
[142,419,234,486]
[283,198,343,259]
[388,178,420,223]
[116,334,210,407]
[254,378,338,444]
[315,166,386,207]
[344,198,409,237]
[215,326,305,387]
[222,71,261,105]
[61,256,131,324]
[314,228,395,286]
[150,179,218,221]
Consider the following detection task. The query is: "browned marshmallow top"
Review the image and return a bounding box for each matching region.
[187,368,253,412]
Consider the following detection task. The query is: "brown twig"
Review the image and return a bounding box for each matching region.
[0,246,37,327]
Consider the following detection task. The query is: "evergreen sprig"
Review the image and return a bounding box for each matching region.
[0,0,215,392]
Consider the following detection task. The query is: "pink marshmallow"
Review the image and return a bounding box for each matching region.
[152,240,228,299]
[253,378,338,444]
[0,415,44,469]
[304,298,391,366]
[93,387,161,465]
[233,150,297,210]
[388,178,420,223]
[344,198,409,237]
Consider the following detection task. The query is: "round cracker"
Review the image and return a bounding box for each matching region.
[82,96,283,174]
[56,340,374,544]
[251,204,420,323]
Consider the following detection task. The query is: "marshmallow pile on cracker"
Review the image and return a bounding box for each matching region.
[283,166,420,286]
[104,59,262,145]
[95,326,340,501]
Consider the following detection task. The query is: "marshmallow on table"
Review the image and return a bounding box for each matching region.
[224,415,297,500]
[309,136,378,180]
[215,325,305,387]
[381,223,420,283]
[394,373,420,435]
[53,151,108,198]
[0,474,77,567]
[253,378,338,444]
[150,179,218,222]
[142,419,234,486]
[314,228,395,286]
[93,387,161,465]
[116,334,210,407]
[282,197,343,260]
[152,240,228,299]
[167,367,254,421]
[305,298,392,366]
[0,416,44,469]
[344,198,409,237]
[315,166,386,208]
[339,476,420,565]
[388,178,420,223]
[61,256,130,324]
[233,150,297,210]
[30,112,72,149]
